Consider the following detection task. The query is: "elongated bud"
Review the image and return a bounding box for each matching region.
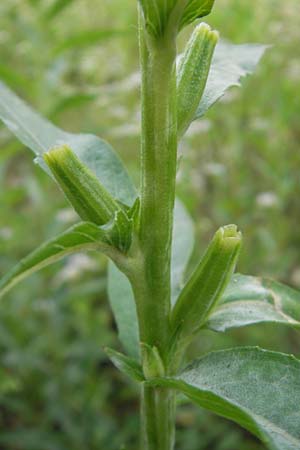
[141,343,165,379]
[171,225,242,338]
[177,23,218,137]
[44,145,120,226]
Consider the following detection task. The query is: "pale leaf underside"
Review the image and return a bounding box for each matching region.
[149,347,300,450]
[196,41,269,118]
[207,274,300,332]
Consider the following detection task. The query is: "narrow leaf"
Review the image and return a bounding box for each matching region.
[196,41,269,118]
[149,347,300,450]
[0,81,136,205]
[104,347,144,382]
[0,222,114,299]
[207,274,300,332]
[171,225,242,339]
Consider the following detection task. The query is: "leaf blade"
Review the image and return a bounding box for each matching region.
[207,274,300,332]
[0,222,112,299]
[149,347,300,450]
[196,41,269,118]
[107,262,140,360]
[0,81,136,205]
[180,0,215,30]
[171,201,195,305]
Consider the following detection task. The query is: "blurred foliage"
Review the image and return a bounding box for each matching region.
[0,0,299,448]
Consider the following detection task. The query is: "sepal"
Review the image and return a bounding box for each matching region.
[104,347,144,382]
[141,343,165,380]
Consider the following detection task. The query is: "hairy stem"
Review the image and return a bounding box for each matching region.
[141,385,176,450]
[129,8,179,450]
[136,9,177,360]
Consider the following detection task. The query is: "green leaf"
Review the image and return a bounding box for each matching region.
[171,200,195,305]
[149,347,300,450]
[180,0,215,30]
[108,262,140,360]
[196,41,269,118]
[0,81,136,205]
[104,347,144,382]
[171,225,241,339]
[108,200,195,360]
[0,222,116,299]
[207,274,300,332]
[139,0,214,37]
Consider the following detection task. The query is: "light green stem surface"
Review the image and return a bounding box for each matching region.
[141,385,176,450]
[137,11,177,361]
[131,9,179,450]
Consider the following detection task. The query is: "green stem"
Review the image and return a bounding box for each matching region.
[141,385,176,450]
[136,8,177,361]
[128,9,179,450]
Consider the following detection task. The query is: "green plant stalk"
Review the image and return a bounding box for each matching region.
[136,15,177,358]
[130,8,178,450]
[141,385,176,450]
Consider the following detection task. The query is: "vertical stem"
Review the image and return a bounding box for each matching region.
[130,9,178,450]
[125,7,180,450]
[137,10,178,361]
[141,385,176,450]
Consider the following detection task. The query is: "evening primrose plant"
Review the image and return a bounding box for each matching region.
[0,1,300,449]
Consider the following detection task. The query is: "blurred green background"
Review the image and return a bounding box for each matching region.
[0,0,299,448]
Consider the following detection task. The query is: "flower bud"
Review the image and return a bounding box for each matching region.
[177,23,218,137]
[141,343,165,379]
[171,225,242,339]
[44,145,120,226]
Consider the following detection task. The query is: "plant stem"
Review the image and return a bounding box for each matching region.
[141,385,176,450]
[136,9,177,361]
[130,9,178,450]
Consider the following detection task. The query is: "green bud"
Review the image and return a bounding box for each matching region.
[44,145,120,226]
[171,225,242,339]
[177,22,219,137]
[141,343,165,379]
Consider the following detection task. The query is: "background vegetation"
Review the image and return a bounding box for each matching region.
[0,0,299,448]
